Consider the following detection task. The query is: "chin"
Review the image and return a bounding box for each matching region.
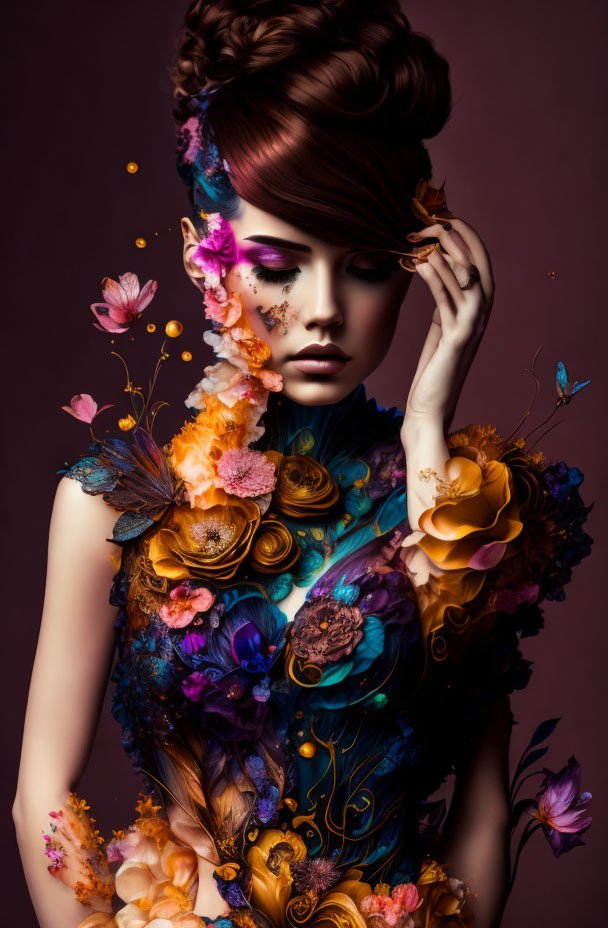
[280,375,361,406]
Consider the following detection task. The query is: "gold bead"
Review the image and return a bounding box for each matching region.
[146,323,156,333]
[118,414,136,432]
[165,319,183,338]
[298,742,316,758]
[127,161,139,174]
[135,237,146,249]
[181,350,192,362]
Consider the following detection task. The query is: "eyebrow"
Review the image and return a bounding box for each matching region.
[242,235,311,254]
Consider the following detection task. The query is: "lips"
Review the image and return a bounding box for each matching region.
[289,343,351,375]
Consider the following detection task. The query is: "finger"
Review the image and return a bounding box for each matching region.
[443,218,495,301]
[408,223,471,268]
[415,261,458,332]
[426,247,477,307]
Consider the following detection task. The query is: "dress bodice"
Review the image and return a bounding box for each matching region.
[54,383,593,926]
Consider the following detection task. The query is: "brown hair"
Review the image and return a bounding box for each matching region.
[171,0,451,251]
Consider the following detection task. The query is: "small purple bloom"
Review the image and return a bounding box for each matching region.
[181,670,208,701]
[192,215,239,278]
[531,755,592,856]
[182,627,207,656]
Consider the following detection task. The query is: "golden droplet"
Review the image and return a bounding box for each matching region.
[548,270,557,279]
[146,323,156,333]
[200,209,209,220]
[126,161,139,174]
[181,350,193,362]
[165,319,183,338]
[319,622,329,630]
[118,414,136,432]
[283,797,298,812]
[247,828,259,843]
[135,237,147,249]
[299,742,316,758]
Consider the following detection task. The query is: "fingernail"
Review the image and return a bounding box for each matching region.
[406,233,419,241]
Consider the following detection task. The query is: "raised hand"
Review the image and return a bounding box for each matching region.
[400,217,495,530]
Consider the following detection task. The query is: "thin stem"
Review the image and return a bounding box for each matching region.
[509,769,543,806]
[507,820,542,897]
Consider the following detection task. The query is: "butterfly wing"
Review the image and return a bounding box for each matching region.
[555,361,569,396]
[571,379,591,395]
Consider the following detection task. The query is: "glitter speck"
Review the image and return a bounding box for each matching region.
[181,350,192,362]
[548,271,557,279]
[147,323,156,333]
[127,161,139,174]
[135,237,146,249]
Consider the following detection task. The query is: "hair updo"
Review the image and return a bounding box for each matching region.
[170,0,451,251]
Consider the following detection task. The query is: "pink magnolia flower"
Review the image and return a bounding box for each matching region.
[159,582,215,629]
[216,448,276,498]
[90,271,158,333]
[61,393,113,423]
[192,214,239,281]
[204,290,243,327]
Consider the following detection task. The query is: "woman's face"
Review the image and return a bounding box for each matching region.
[182,198,413,405]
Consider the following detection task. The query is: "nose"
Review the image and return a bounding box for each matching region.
[300,260,344,331]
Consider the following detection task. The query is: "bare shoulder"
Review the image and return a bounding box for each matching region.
[51,475,122,559]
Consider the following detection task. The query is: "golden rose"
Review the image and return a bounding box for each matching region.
[272,454,339,519]
[412,858,474,928]
[248,518,301,573]
[148,499,260,581]
[416,456,523,571]
[247,829,307,928]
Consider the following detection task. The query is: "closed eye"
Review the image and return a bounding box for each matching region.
[251,265,301,284]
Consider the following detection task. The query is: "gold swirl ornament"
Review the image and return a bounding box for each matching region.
[271,453,340,519]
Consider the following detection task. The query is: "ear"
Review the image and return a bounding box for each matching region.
[181,217,206,291]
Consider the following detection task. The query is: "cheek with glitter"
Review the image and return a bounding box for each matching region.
[258,301,300,335]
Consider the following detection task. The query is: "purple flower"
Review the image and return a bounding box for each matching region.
[291,857,341,894]
[530,756,592,856]
[181,670,208,701]
[192,215,239,279]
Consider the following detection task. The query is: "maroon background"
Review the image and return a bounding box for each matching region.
[3,1,606,924]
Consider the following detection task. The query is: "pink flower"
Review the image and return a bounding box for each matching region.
[159,582,215,629]
[216,448,276,498]
[204,290,243,327]
[61,393,113,423]
[181,116,200,164]
[181,670,209,701]
[496,580,540,614]
[90,271,158,333]
[192,215,239,281]
[360,884,422,926]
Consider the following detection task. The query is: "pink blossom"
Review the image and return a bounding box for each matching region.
[360,884,421,926]
[216,448,276,498]
[469,541,508,570]
[496,580,540,614]
[61,393,113,423]
[106,828,143,863]
[192,215,239,280]
[159,582,215,629]
[90,271,158,333]
[256,368,284,392]
[181,670,208,701]
[204,290,243,327]
[181,116,200,164]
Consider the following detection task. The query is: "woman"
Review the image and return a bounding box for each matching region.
[13,2,592,927]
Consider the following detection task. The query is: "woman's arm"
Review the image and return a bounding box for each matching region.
[12,476,122,928]
[438,695,513,928]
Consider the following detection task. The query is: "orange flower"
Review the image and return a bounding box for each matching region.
[410,180,455,227]
[272,454,340,519]
[248,518,301,573]
[148,499,261,581]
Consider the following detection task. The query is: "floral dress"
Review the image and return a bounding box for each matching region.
[43,382,592,928]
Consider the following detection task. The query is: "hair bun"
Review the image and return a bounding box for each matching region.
[173,0,448,141]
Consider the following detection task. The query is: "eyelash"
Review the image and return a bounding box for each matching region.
[251,260,398,285]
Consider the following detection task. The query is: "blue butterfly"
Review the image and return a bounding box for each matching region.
[555,361,590,405]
